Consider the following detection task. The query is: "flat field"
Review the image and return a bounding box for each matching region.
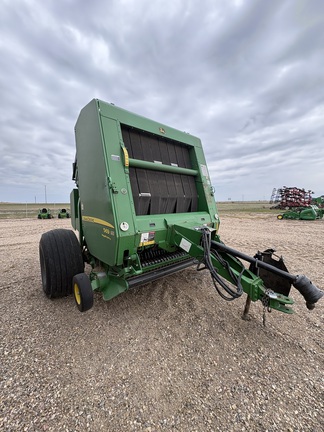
[0,200,273,219]
[0,203,70,219]
[0,210,323,431]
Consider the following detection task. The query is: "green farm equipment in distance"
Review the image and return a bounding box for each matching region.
[312,196,324,208]
[37,208,53,219]
[277,205,324,221]
[58,208,70,219]
[39,99,324,320]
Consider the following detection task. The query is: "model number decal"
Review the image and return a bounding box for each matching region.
[82,215,114,229]
[103,227,115,236]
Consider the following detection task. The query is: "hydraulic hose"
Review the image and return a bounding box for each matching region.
[201,228,244,301]
[210,238,324,309]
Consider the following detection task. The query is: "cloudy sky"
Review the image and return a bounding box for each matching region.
[1,0,323,203]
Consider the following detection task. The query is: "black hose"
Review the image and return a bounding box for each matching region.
[210,240,297,283]
[201,229,244,301]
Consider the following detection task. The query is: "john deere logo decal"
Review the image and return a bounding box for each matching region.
[159,127,165,134]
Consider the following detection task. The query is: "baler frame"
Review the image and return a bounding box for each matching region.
[39,99,323,320]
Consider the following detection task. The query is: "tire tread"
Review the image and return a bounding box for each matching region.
[39,229,84,298]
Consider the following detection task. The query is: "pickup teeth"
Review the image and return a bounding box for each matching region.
[140,249,188,268]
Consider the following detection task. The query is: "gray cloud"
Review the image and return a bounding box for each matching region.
[0,0,323,203]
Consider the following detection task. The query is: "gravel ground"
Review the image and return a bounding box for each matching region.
[0,215,323,431]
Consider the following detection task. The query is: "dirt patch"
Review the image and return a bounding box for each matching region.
[0,216,323,431]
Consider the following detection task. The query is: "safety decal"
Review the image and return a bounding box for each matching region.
[139,231,155,247]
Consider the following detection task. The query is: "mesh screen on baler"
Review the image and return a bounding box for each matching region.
[121,125,198,216]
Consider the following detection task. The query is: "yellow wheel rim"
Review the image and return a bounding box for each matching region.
[74,283,81,305]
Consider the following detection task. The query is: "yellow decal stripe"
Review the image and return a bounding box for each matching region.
[139,240,155,247]
[82,216,114,229]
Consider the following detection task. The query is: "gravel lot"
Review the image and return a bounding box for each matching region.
[0,215,323,431]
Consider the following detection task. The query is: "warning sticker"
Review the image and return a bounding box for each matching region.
[140,231,155,246]
[200,164,208,177]
[179,238,191,253]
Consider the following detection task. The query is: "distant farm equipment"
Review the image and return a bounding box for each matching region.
[58,208,70,219]
[277,205,324,221]
[312,196,324,208]
[270,186,313,209]
[37,208,53,219]
[270,187,324,221]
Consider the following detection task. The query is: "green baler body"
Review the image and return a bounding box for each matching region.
[35,97,324,314]
[71,99,218,273]
[66,98,324,313]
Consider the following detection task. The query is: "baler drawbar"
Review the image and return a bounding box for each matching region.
[39,99,323,320]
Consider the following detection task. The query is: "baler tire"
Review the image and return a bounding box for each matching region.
[277,215,283,220]
[39,229,84,298]
[73,273,93,312]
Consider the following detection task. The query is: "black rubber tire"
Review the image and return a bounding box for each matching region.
[73,273,94,312]
[58,214,61,219]
[277,214,283,220]
[39,229,84,298]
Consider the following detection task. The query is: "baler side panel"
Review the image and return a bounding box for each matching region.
[191,145,218,219]
[99,117,138,265]
[74,100,118,266]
